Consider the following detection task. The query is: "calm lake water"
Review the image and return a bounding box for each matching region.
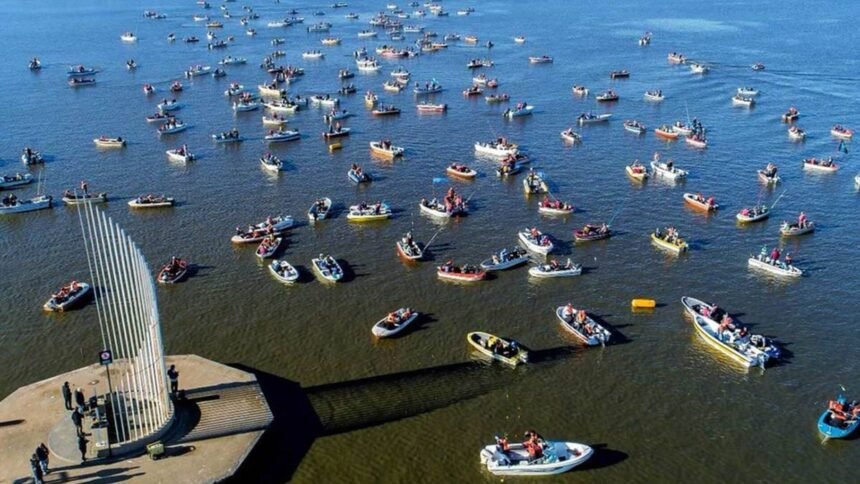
[1,0,859,482]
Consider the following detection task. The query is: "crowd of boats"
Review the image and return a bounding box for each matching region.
[7,0,860,471]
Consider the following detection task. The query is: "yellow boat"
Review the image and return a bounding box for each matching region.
[651,232,687,253]
[625,164,648,182]
[466,331,528,366]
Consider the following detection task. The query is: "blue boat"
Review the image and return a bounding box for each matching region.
[818,395,860,439]
[348,168,370,184]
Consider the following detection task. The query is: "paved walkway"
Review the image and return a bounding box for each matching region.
[0,355,271,483]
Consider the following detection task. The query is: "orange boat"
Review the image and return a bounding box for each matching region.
[683,192,719,212]
[446,163,477,179]
[654,125,679,140]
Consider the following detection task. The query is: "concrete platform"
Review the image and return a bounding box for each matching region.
[0,354,272,483]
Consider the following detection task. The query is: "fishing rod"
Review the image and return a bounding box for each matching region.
[423,224,446,251]
[769,188,788,210]
[606,196,630,226]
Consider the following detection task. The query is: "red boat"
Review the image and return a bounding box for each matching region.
[573,224,611,242]
[158,257,188,284]
[685,134,707,149]
[417,103,446,113]
[437,262,486,282]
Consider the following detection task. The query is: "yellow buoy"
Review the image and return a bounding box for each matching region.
[631,298,656,309]
[329,142,342,152]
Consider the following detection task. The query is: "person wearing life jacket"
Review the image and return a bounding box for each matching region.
[829,400,847,421]
[770,247,780,262]
[576,309,587,324]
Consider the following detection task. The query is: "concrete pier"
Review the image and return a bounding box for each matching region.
[0,355,272,483]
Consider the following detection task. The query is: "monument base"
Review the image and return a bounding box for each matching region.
[0,355,272,483]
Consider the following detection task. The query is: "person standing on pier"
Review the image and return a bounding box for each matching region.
[36,443,49,475]
[77,435,88,463]
[71,409,83,437]
[167,365,179,396]
[74,387,86,413]
[61,381,72,410]
[30,453,44,484]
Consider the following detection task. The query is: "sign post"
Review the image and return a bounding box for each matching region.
[99,349,114,457]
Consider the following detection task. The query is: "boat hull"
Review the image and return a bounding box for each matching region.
[481,442,593,476]
[651,233,687,253]
[43,283,92,312]
[748,257,802,277]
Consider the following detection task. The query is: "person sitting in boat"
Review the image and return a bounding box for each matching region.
[523,432,544,460]
[828,400,847,422]
[706,196,715,207]
[385,312,398,327]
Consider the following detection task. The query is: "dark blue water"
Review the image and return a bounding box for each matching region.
[1,0,859,481]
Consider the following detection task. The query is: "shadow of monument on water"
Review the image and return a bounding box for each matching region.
[227,345,580,481]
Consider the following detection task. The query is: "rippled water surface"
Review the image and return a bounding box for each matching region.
[1,0,859,482]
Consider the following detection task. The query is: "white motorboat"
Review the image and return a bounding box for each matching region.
[43,282,91,312]
[0,173,34,189]
[128,195,175,208]
[231,216,295,243]
[310,95,339,108]
[479,248,530,271]
[311,255,343,282]
[372,308,420,338]
[233,100,260,112]
[166,147,194,162]
[690,63,709,74]
[157,100,182,112]
[474,141,517,157]
[93,137,126,148]
[732,94,755,108]
[260,153,283,171]
[158,121,188,135]
[644,90,664,102]
[518,228,553,255]
[577,113,611,125]
[748,254,802,278]
[219,56,247,65]
[264,129,300,143]
[651,160,687,181]
[528,261,582,278]
[680,296,770,369]
[308,198,332,223]
[556,306,611,345]
[369,141,404,158]
[269,260,299,284]
[480,439,593,476]
[262,115,288,127]
[0,194,52,214]
[560,129,581,143]
[263,100,300,114]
